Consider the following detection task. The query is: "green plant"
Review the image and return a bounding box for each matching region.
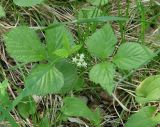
[125,75,160,127]
[61,97,101,126]
[1,20,155,126]
[2,24,98,126]
[17,96,36,119]
[125,106,160,127]
[86,23,154,95]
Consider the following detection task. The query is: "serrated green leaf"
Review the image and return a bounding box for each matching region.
[56,61,78,93]
[13,0,44,7]
[17,96,36,118]
[78,6,102,19]
[45,24,74,59]
[87,0,108,6]
[113,43,154,70]
[4,26,46,63]
[61,97,101,126]
[125,106,158,127]
[89,62,115,95]
[25,64,64,95]
[136,75,160,104]
[86,24,117,59]
[0,5,5,17]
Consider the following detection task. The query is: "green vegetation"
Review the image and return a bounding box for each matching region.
[0,0,159,127]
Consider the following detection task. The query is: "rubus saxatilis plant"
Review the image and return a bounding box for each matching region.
[85,23,154,95]
[2,24,101,127]
[1,22,154,127]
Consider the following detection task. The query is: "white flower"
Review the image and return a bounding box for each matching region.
[79,57,84,62]
[72,53,87,68]
[79,53,85,59]
[77,62,82,67]
[82,62,87,68]
[72,57,78,63]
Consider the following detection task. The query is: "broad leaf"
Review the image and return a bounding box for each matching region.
[113,43,153,70]
[4,26,46,63]
[56,61,79,93]
[17,96,36,118]
[89,62,115,95]
[136,75,160,104]
[45,24,74,59]
[78,6,102,19]
[125,106,158,127]
[0,5,5,17]
[13,0,44,7]
[61,97,101,126]
[86,24,117,59]
[25,64,64,95]
[87,0,108,6]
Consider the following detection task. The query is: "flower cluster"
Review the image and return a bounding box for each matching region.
[72,53,87,68]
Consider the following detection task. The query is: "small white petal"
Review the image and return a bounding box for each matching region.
[80,53,85,59]
[82,62,87,67]
[79,57,84,62]
[77,53,80,57]
[77,62,82,67]
[72,57,78,63]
